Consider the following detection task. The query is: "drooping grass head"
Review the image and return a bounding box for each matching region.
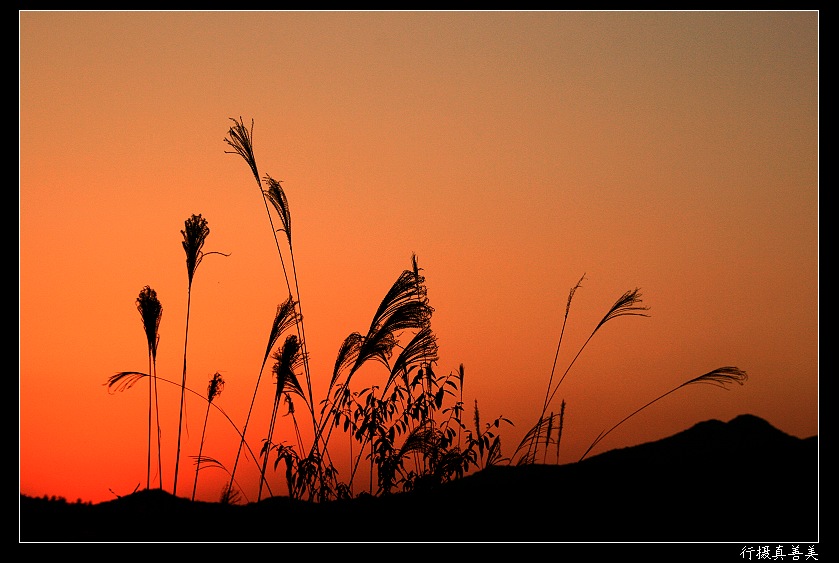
[136,286,162,360]
[264,296,301,365]
[264,175,291,245]
[273,334,306,400]
[224,116,260,186]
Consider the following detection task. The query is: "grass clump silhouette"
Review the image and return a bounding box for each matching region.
[105,116,748,505]
[511,275,748,465]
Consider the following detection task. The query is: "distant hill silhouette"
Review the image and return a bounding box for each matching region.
[20,414,817,542]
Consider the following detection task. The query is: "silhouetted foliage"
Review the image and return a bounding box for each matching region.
[104,117,748,506]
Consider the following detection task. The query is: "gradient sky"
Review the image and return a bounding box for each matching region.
[20,10,818,506]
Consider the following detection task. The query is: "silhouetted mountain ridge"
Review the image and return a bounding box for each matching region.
[577,413,810,466]
[20,414,817,542]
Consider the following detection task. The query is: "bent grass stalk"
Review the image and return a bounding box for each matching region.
[528,274,584,463]
[193,455,250,504]
[316,259,433,459]
[579,366,748,461]
[263,174,320,477]
[192,372,224,502]
[258,334,305,501]
[516,282,651,465]
[226,296,299,500]
[224,118,318,489]
[264,175,314,407]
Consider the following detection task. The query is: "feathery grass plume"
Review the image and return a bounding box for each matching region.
[354,300,434,373]
[555,399,566,464]
[220,482,244,505]
[264,297,301,364]
[368,261,430,336]
[192,372,225,501]
[224,118,290,296]
[473,399,481,438]
[579,366,748,461]
[174,213,220,497]
[272,335,306,400]
[456,364,465,451]
[223,117,294,316]
[543,412,554,464]
[259,334,306,500]
[264,175,291,245]
[342,299,431,379]
[224,116,260,186]
[225,117,317,475]
[400,421,443,457]
[385,326,438,394]
[182,214,210,285]
[544,287,650,415]
[331,332,363,388]
[105,370,272,499]
[518,282,650,464]
[318,256,434,460]
[105,371,148,392]
[512,414,557,465]
[528,275,584,461]
[228,296,299,498]
[594,287,651,332]
[264,172,315,434]
[136,286,163,490]
[137,286,162,362]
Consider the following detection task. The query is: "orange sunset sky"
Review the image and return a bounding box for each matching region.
[20,11,818,506]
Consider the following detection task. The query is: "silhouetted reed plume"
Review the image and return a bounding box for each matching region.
[223,116,260,186]
[174,213,228,497]
[227,295,299,502]
[224,118,318,493]
[516,278,650,464]
[263,174,315,419]
[192,371,224,502]
[136,286,163,490]
[513,276,748,466]
[259,334,306,501]
[264,175,291,245]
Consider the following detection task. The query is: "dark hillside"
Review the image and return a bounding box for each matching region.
[20,414,818,543]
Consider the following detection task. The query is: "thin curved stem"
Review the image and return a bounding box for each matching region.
[227,357,270,497]
[192,400,212,502]
[579,366,748,461]
[152,359,162,490]
[146,355,152,490]
[174,286,192,497]
[107,371,273,499]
